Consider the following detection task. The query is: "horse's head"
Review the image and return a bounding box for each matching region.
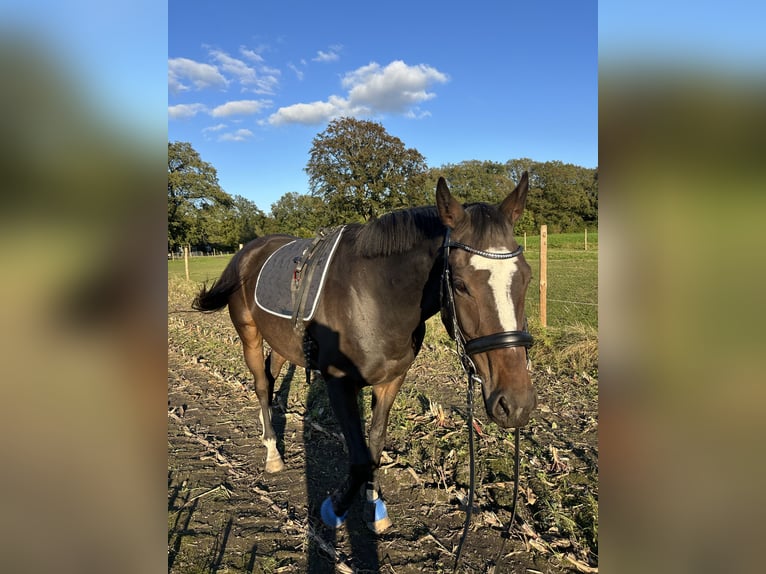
[436,172,536,428]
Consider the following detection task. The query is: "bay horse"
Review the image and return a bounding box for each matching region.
[192,174,536,532]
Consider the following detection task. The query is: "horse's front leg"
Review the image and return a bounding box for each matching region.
[363,375,405,533]
[320,377,373,528]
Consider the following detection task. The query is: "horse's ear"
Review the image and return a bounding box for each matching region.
[500,171,529,224]
[436,177,466,229]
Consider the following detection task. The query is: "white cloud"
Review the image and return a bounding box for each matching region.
[218,128,254,142]
[169,47,279,98]
[239,46,264,63]
[343,60,448,113]
[267,60,448,126]
[268,99,342,126]
[210,48,280,94]
[211,99,272,117]
[168,103,208,120]
[313,51,338,63]
[210,49,256,82]
[168,58,227,93]
[202,123,228,133]
[313,44,342,63]
[405,109,432,120]
[288,62,304,81]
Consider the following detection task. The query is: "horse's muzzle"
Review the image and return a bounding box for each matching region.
[486,386,537,428]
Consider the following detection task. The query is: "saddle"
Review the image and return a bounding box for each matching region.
[254,227,345,330]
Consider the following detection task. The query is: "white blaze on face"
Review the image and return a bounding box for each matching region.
[469,250,520,331]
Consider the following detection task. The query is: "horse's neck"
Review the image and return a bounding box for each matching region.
[416,238,446,322]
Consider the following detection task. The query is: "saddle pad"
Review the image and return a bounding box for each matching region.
[254,229,344,321]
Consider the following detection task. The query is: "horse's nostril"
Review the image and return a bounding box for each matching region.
[496,396,511,419]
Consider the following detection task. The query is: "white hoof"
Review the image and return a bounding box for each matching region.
[364,491,392,533]
[265,457,285,473]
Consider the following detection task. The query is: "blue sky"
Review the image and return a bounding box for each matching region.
[169,0,598,213]
[599,1,766,71]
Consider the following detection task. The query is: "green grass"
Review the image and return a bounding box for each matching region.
[518,230,598,251]
[168,254,235,283]
[523,251,597,330]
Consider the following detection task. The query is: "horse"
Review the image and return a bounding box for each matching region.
[192,173,536,533]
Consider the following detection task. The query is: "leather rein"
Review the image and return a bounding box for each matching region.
[441,229,533,571]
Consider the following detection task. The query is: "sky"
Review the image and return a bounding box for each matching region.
[168,0,598,214]
[599,0,766,71]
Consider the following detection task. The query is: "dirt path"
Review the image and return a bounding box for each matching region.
[168,285,597,573]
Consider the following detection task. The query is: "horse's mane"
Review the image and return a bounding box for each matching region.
[351,205,445,258]
[349,202,513,258]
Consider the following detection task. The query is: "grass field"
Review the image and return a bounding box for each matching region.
[168,253,236,284]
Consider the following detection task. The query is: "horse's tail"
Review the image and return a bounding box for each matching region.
[192,251,245,312]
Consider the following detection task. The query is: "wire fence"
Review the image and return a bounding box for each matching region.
[521,228,598,330]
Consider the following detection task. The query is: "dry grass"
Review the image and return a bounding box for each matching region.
[168,274,598,572]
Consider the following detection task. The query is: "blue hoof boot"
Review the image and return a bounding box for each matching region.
[320,497,347,529]
[364,496,392,533]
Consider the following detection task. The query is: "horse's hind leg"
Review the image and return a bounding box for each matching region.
[237,325,285,473]
[265,349,287,404]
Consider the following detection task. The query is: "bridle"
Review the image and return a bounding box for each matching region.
[441,228,533,571]
[441,227,534,374]
[441,229,534,358]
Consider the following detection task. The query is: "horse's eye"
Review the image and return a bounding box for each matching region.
[453,278,469,295]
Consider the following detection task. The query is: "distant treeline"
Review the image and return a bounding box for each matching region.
[169,119,597,252]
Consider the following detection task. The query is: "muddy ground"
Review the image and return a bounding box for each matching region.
[168,279,598,573]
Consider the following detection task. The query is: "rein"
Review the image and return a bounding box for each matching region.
[441,229,532,571]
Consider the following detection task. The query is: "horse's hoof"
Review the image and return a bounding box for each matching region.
[320,497,347,529]
[365,497,392,533]
[264,457,285,473]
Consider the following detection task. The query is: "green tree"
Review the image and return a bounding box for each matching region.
[168,141,232,250]
[198,195,266,249]
[305,117,429,224]
[267,192,328,237]
[230,194,267,245]
[427,158,597,233]
[432,160,519,204]
[528,160,596,232]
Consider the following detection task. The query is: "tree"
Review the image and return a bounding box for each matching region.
[528,161,596,232]
[305,117,429,224]
[231,195,267,244]
[199,195,266,250]
[427,158,597,233]
[168,141,232,250]
[433,160,519,204]
[267,192,328,237]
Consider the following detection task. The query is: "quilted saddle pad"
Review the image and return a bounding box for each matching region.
[254,228,344,321]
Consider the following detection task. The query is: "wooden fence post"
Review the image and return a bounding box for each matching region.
[539,225,547,328]
[524,231,527,252]
[184,245,190,281]
[584,227,588,251]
